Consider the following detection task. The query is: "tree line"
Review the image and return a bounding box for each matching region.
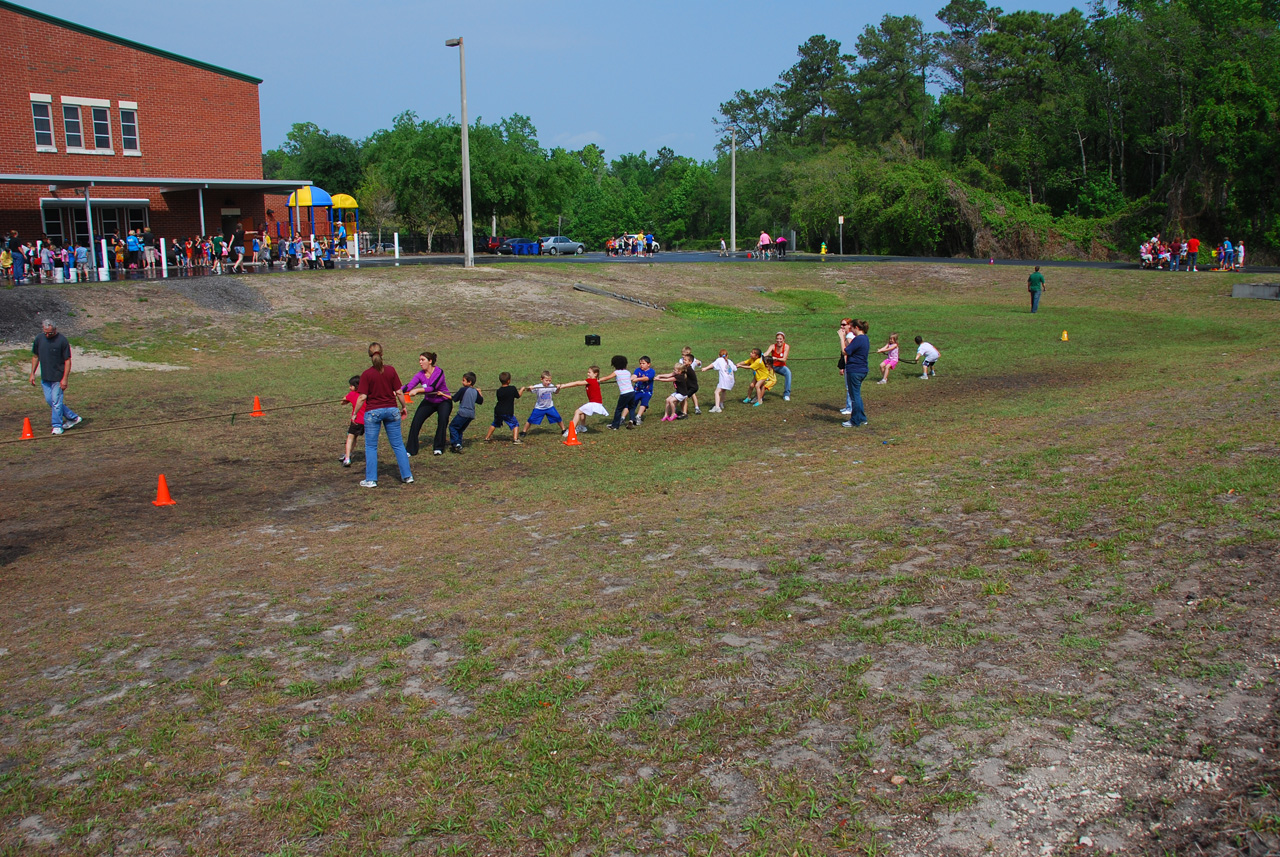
[265,0,1280,258]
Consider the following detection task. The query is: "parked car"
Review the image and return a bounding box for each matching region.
[497,237,541,256]
[477,235,503,254]
[540,235,585,255]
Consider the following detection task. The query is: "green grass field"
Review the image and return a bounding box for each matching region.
[1,261,1277,856]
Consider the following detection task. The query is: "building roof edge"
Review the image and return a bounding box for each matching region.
[0,0,264,85]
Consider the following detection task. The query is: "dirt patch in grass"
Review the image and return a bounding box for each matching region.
[1,263,1279,855]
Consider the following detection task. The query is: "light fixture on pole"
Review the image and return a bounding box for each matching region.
[446,37,475,268]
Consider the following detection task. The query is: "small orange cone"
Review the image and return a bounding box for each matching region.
[20,418,35,440]
[1061,330,1069,342]
[563,421,582,446]
[152,474,177,506]
[250,396,265,417]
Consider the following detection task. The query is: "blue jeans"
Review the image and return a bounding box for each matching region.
[1030,290,1041,313]
[775,365,792,396]
[844,371,867,426]
[41,381,79,429]
[363,407,412,483]
[610,392,636,428]
[448,415,472,446]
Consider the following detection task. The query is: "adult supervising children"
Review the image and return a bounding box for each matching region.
[842,320,869,428]
[1028,266,1045,313]
[353,342,413,487]
[403,352,452,456]
[764,332,791,400]
[30,320,82,436]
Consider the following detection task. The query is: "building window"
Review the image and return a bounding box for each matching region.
[32,102,54,150]
[63,105,82,149]
[71,209,90,245]
[100,207,119,238]
[43,209,64,243]
[120,109,139,153]
[127,208,148,232]
[91,106,111,150]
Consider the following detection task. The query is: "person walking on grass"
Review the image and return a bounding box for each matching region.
[353,342,413,488]
[1028,266,1045,313]
[842,320,869,428]
[30,320,83,436]
[702,349,736,412]
[403,352,452,457]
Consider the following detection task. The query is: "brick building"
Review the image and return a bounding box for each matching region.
[0,0,306,265]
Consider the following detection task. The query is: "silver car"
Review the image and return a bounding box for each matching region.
[540,235,585,255]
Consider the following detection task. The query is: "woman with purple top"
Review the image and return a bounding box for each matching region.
[402,351,453,456]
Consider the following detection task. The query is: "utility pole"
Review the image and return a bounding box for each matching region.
[839,215,844,256]
[446,37,474,268]
[730,128,737,254]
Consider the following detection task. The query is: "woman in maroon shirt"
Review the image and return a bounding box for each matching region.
[353,342,413,488]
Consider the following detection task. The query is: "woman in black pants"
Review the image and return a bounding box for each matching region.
[402,352,453,456]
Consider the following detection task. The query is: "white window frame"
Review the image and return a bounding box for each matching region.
[62,103,83,151]
[90,105,113,152]
[60,96,113,155]
[31,95,56,152]
[120,104,140,155]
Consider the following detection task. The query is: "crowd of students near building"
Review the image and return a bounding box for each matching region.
[0,221,359,285]
[341,325,942,488]
[1139,234,1246,271]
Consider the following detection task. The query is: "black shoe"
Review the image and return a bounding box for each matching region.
[607,425,620,430]
[676,413,688,420]
[451,444,463,454]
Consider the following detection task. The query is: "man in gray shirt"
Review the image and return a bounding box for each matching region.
[30,319,83,435]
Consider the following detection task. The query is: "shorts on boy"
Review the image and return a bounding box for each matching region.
[347,421,365,437]
[923,359,937,370]
[449,415,472,446]
[633,390,653,410]
[492,414,519,430]
[526,406,561,425]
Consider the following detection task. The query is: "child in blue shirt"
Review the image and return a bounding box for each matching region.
[630,356,655,425]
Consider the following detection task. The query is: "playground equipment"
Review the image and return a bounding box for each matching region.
[286,186,333,239]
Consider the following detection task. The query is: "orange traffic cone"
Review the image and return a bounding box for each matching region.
[152,474,177,506]
[563,421,582,446]
[1061,330,1069,342]
[250,396,265,417]
[20,418,34,440]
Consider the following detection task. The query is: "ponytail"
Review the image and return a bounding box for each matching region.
[369,342,384,370]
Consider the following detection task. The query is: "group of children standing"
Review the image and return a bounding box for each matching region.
[341,345,792,466]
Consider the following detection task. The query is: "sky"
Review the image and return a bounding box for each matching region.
[35,0,1080,162]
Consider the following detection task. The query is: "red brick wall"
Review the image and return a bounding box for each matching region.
[0,5,266,239]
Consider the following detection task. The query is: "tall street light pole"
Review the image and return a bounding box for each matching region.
[446,37,475,268]
[730,128,737,255]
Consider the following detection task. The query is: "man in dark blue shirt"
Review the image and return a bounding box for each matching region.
[842,320,870,428]
[30,320,83,436]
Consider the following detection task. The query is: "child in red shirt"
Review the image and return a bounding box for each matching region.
[341,374,366,467]
[558,365,610,434]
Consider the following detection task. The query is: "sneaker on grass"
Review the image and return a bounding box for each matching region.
[359,480,377,488]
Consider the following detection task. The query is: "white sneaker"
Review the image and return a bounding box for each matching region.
[63,416,83,430]
[359,480,377,488]
[840,409,852,416]
[876,379,887,384]
[919,374,928,379]
[403,476,414,483]
[51,426,63,435]
[433,449,443,456]
[710,406,721,413]
[694,408,701,415]
[784,395,790,401]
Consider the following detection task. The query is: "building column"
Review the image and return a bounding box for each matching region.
[85,186,97,270]
[198,186,206,235]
